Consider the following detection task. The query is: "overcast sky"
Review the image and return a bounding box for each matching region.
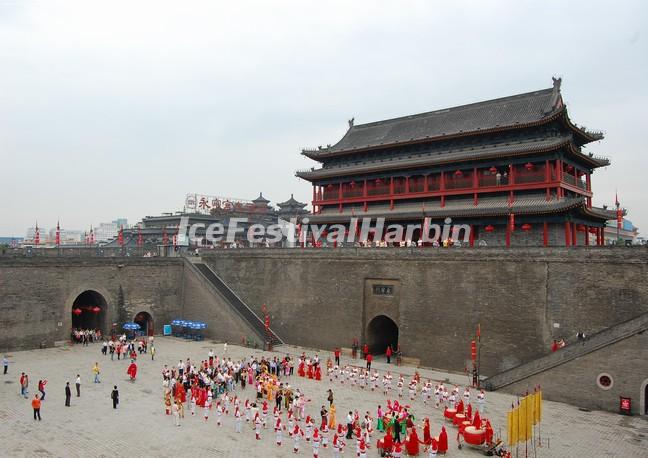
[1,0,647,237]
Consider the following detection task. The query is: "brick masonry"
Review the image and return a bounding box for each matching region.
[202,247,648,377]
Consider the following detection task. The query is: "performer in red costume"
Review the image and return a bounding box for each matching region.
[126,361,137,381]
[438,426,448,455]
[422,417,432,445]
[315,365,322,381]
[406,425,422,456]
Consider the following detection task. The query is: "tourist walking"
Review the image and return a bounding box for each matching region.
[3,355,9,374]
[111,386,119,409]
[92,362,101,383]
[38,379,47,401]
[75,374,81,397]
[385,346,392,364]
[20,372,29,398]
[32,394,42,420]
[65,382,71,406]
[150,345,156,361]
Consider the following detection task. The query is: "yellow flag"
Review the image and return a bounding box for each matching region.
[528,393,537,426]
[519,397,529,441]
[535,389,543,424]
[508,408,519,446]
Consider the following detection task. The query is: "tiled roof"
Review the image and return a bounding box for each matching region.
[303,78,603,160]
[310,82,562,157]
[298,136,570,180]
[277,194,307,209]
[307,196,588,223]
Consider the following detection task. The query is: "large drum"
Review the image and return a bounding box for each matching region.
[453,413,466,426]
[444,408,457,421]
[459,420,472,434]
[463,426,486,446]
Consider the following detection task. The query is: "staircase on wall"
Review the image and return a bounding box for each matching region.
[186,259,283,347]
[484,311,648,391]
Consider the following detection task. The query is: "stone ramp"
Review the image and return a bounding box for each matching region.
[484,311,648,390]
[186,259,283,346]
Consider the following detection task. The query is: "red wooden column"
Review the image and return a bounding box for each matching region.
[565,222,571,247]
[312,186,317,213]
[473,167,478,206]
[586,174,592,208]
[363,179,368,212]
[440,172,446,207]
[424,175,429,193]
[572,223,577,246]
[338,183,343,213]
[389,177,394,210]
[543,222,549,247]
[545,160,551,201]
[585,226,590,246]
[556,160,564,198]
[601,227,606,246]
[469,225,475,247]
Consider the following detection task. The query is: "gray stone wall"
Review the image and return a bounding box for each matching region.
[181,262,263,347]
[202,247,648,375]
[0,258,184,351]
[504,331,648,415]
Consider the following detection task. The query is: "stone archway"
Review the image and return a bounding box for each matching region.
[134,311,154,336]
[641,378,648,416]
[71,290,108,333]
[366,314,399,355]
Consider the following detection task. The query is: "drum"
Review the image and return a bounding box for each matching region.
[443,408,456,420]
[463,426,486,446]
[459,420,472,434]
[453,413,466,426]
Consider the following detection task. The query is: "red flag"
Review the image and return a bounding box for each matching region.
[615,191,619,207]
[118,225,124,247]
[470,340,477,362]
[34,222,40,246]
[509,213,515,232]
[477,323,481,341]
[55,221,60,247]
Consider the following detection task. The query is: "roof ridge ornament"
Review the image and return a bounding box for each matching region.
[348,117,354,128]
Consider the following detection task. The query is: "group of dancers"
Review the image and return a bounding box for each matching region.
[158,347,495,456]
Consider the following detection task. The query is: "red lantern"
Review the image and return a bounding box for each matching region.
[576,224,586,232]
[72,308,82,316]
[375,178,382,185]
[484,225,495,232]
[349,181,356,188]
[91,306,101,313]
[566,165,574,172]
[470,340,477,362]
[489,166,497,173]
[525,162,533,171]
[521,223,532,231]
[326,184,333,190]
[454,170,463,177]
[589,227,598,234]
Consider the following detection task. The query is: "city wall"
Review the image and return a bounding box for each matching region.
[1,247,647,378]
[201,247,648,375]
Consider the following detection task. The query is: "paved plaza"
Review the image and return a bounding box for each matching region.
[1,338,646,457]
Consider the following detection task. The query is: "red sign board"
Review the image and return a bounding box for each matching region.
[619,396,631,415]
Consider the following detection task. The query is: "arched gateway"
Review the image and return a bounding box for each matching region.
[134,311,154,336]
[366,315,399,355]
[71,290,108,332]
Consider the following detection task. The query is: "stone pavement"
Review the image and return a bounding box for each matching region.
[0,338,646,457]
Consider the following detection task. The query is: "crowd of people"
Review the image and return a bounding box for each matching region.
[157,345,496,456]
[71,328,102,345]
